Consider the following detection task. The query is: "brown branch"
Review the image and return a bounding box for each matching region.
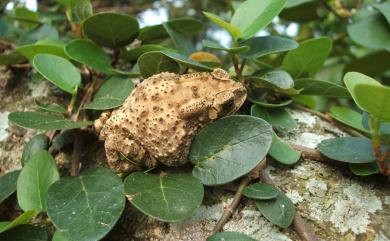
[291,104,365,137]
[259,171,319,241]
[212,159,267,234]
[70,129,84,176]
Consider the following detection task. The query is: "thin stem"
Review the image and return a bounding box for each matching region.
[67,94,77,114]
[70,129,83,176]
[212,159,267,234]
[231,54,244,83]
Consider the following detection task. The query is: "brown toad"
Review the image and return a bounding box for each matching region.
[95,69,247,172]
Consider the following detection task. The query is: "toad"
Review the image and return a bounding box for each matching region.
[95,69,247,172]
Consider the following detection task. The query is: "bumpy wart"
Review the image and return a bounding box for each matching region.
[95,68,247,172]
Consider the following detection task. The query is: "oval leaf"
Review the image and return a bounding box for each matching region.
[255,191,295,228]
[231,0,287,39]
[21,134,49,165]
[344,72,390,121]
[46,168,125,241]
[137,51,180,78]
[243,183,279,200]
[349,163,380,176]
[317,137,376,163]
[17,44,67,60]
[0,170,20,204]
[17,150,59,212]
[32,54,80,95]
[83,12,139,48]
[347,14,390,51]
[207,232,257,241]
[84,76,134,110]
[240,35,298,58]
[330,106,368,133]
[294,78,350,98]
[282,37,332,78]
[65,39,112,74]
[269,133,301,165]
[124,172,204,222]
[190,115,273,185]
[9,112,93,130]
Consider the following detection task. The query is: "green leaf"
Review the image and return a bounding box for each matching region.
[17,150,59,212]
[163,22,194,55]
[280,1,319,23]
[330,106,368,133]
[317,137,376,163]
[13,7,39,30]
[373,2,390,24]
[282,37,332,78]
[344,72,390,121]
[255,191,295,228]
[0,170,20,204]
[21,134,49,165]
[347,14,390,51]
[18,24,59,46]
[250,105,297,129]
[82,12,139,48]
[8,112,93,130]
[138,17,203,43]
[240,36,298,58]
[66,0,93,24]
[354,84,390,122]
[243,183,279,200]
[16,43,67,60]
[344,51,390,77]
[349,163,380,176]
[202,40,250,54]
[121,45,174,62]
[46,168,125,241]
[84,76,134,110]
[203,11,242,40]
[207,232,257,241]
[52,231,69,241]
[231,0,287,39]
[65,39,112,74]
[0,51,26,66]
[160,51,212,71]
[0,225,47,241]
[294,78,350,98]
[137,51,180,78]
[253,70,294,90]
[0,211,37,234]
[190,115,273,185]
[34,100,67,114]
[124,172,204,222]
[269,133,301,165]
[32,54,80,95]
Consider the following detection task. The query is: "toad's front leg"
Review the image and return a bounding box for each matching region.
[104,134,156,172]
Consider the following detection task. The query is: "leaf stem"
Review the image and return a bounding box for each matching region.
[67,94,77,114]
[231,54,244,83]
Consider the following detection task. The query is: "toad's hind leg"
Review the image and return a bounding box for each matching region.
[104,135,150,172]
